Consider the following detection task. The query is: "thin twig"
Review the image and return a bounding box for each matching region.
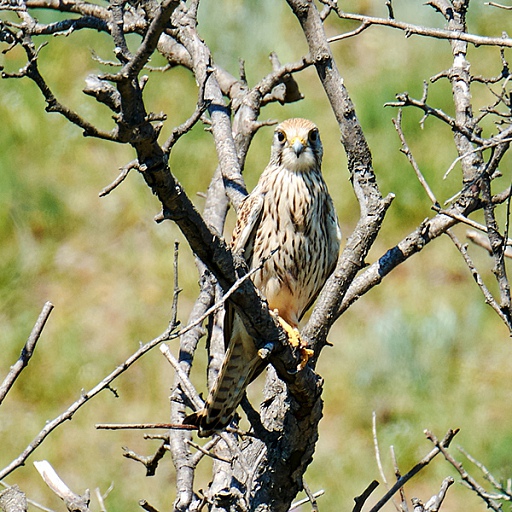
[99,161,139,197]
[289,489,325,511]
[425,431,502,511]
[372,412,389,489]
[186,439,231,464]
[367,429,459,512]
[458,446,512,500]
[432,206,488,233]
[329,11,512,48]
[392,109,438,205]
[0,326,175,480]
[352,481,379,512]
[466,229,512,257]
[0,301,54,405]
[390,446,408,512]
[170,240,182,329]
[447,230,512,330]
[486,2,512,10]
[95,423,196,430]
[159,344,204,411]
[302,480,320,512]
[34,460,90,512]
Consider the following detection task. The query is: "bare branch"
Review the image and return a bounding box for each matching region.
[0,328,175,480]
[160,344,203,411]
[99,160,139,197]
[34,461,90,512]
[330,11,512,48]
[122,442,168,476]
[367,429,459,512]
[425,430,502,511]
[392,109,438,205]
[289,489,325,511]
[0,302,53,405]
[352,481,379,512]
[458,446,512,501]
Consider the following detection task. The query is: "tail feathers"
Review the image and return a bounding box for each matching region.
[183,314,265,437]
[183,359,262,437]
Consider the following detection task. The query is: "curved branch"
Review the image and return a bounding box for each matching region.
[330,10,512,48]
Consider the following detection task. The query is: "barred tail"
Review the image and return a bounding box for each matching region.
[184,314,263,437]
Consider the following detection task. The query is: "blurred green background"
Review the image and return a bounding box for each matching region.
[1,1,512,510]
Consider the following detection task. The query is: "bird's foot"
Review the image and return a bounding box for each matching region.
[272,310,314,370]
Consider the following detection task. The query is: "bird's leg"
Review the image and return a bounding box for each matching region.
[271,310,314,370]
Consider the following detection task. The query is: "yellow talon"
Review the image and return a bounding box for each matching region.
[272,310,314,370]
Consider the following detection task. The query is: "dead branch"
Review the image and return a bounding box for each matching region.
[0,302,53,405]
[363,429,459,512]
[425,431,502,511]
[330,10,512,48]
[34,461,90,512]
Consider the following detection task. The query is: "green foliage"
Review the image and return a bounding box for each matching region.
[1,1,512,510]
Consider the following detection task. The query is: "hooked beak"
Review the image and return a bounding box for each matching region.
[291,137,305,156]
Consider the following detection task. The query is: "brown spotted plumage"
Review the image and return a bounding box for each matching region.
[185,118,341,436]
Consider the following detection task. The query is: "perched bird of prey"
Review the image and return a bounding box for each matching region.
[185,118,341,436]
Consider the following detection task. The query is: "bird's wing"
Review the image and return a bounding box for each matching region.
[231,188,265,261]
[223,188,265,350]
[183,189,266,436]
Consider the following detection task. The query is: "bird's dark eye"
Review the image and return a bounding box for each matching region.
[276,130,286,143]
[308,128,319,144]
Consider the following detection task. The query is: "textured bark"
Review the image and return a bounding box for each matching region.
[2,0,512,510]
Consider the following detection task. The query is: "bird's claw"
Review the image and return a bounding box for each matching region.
[271,310,314,371]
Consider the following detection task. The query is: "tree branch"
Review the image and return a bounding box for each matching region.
[0,302,54,406]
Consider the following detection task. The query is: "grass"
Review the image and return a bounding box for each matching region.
[1,1,512,511]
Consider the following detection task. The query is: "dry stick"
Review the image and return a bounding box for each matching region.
[442,138,512,181]
[94,488,106,512]
[487,2,512,10]
[433,206,488,233]
[447,230,512,328]
[96,423,195,430]
[169,240,181,329]
[301,480,320,512]
[390,446,408,511]
[467,229,512,258]
[372,412,401,512]
[99,160,139,197]
[186,439,231,464]
[392,110,438,205]
[34,460,90,512]
[289,490,325,511]
[138,499,160,512]
[458,446,512,500]
[365,429,459,512]
[159,344,203,411]
[352,481,379,512]
[5,30,116,141]
[481,174,512,322]
[372,412,390,490]
[0,301,54,405]
[329,11,512,48]
[162,70,210,154]
[0,327,174,480]
[425,431,502,511]
[122,442,168,476]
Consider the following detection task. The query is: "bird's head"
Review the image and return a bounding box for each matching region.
[271,118,323,173]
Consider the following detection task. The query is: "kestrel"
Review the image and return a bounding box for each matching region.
[185,118,341,436]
